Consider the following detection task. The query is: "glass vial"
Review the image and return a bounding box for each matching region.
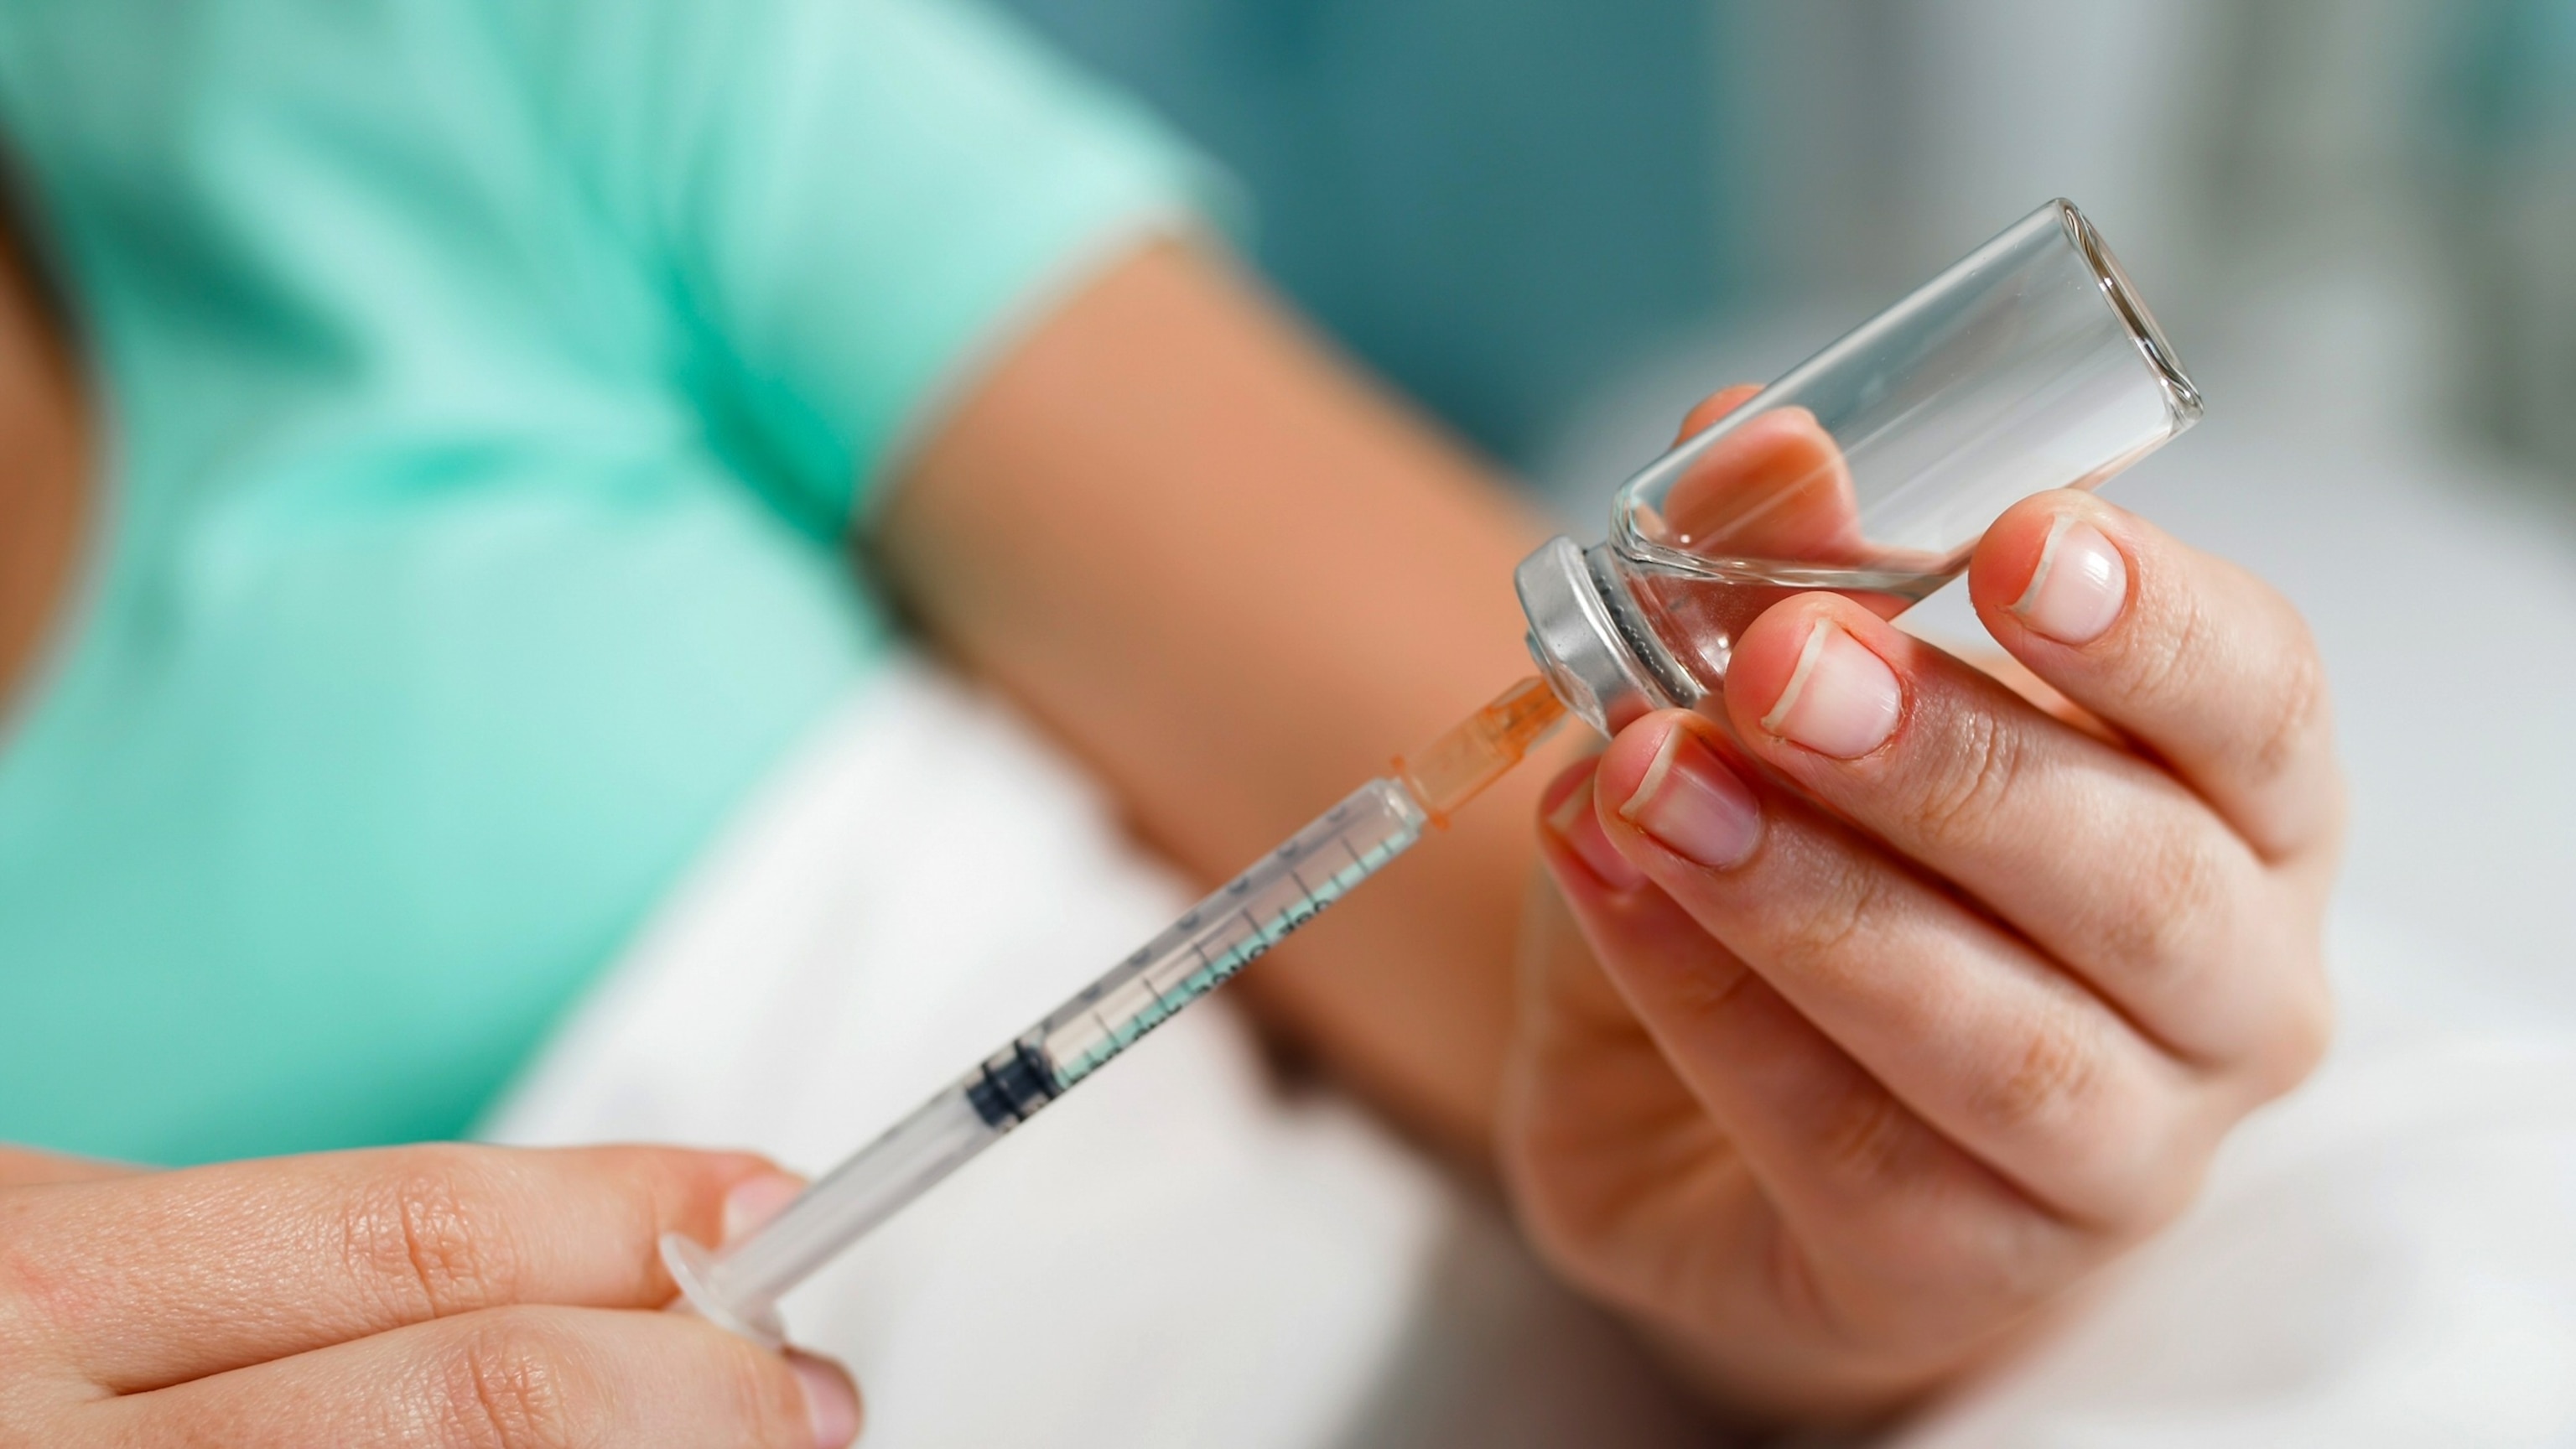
[1518,198,2202,735]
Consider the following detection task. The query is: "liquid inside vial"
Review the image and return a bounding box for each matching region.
[1621,550,1954,697]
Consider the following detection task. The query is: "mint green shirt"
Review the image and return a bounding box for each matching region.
[0,0,1203,1164]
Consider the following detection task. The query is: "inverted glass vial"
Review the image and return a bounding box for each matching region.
[1518,198,2203,735]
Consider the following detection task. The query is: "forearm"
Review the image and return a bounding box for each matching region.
[876,242,1561,1159]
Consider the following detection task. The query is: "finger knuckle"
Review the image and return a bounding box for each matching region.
[2122,584,2214,713]
[2239,626,2332,806]
[0,1199,84,1341]
[431,1319,586,1449]
[1765,855,1898,985]
[1857,1174,2081,1310]
[1903,706,2026,853]
[1651,952,1761,1029]
[2093,823,2232,989]
[344,1148,527,1323]
[1817,1084,1918,1193]
[1969,1010,2111,1145]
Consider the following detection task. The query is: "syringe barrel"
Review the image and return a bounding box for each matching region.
[1007,777,1428,1098]
[704,1086,999,1317]
[670,776,1431,1339]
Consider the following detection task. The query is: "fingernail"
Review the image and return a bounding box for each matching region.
[1758,621,1902,759]
[1545,771,1649,891]
[1617,729,1760,868]
[788,1350,862,1448]
[2012,514,2128,645]
[723,1171,806,1247]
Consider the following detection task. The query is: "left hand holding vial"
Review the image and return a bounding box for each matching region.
[1504,419,2341,1424]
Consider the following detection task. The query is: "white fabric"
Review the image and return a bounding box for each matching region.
[489,658,2576,1446]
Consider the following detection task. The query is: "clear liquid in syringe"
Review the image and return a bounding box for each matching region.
[1023,783,1425,1096]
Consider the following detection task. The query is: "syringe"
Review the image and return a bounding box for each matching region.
[664,676,1568,1345]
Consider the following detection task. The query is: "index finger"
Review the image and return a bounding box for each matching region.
[1968,492,2345,862]
[3,1142,779,1394]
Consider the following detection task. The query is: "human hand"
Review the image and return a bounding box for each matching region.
[0,1142,862,1446]
[1499,401,2341,1426]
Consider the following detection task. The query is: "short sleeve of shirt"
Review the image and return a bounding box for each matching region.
[506,0,1228,529]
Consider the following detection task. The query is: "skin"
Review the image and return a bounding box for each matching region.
[0,1143,862,1446]
[0,234,2340,1432]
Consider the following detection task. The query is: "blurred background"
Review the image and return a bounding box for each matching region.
[997,0,2576,1020]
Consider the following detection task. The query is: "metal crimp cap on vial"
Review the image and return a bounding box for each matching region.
[1513,535,1678,737]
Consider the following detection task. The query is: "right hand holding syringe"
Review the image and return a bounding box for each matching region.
[668,199,2210,1344]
